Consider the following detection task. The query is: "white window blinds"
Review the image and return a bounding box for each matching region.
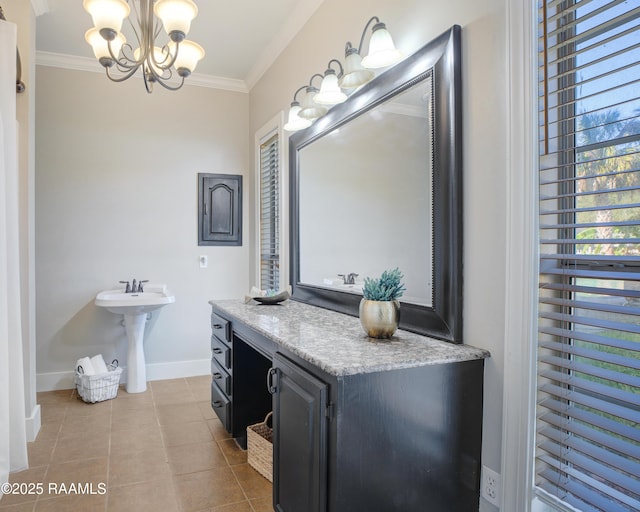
[537,1,640,511]
[259,133,280,291]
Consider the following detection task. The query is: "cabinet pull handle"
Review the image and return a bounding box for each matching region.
[267,367,278,394]
[212,400,223,408]
[213,372,222,379]
[212,348,223,354]
[213,323,223,329]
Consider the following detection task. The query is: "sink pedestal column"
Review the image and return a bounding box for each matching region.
[124,314,148,393]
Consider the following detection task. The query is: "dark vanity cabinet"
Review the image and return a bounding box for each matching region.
[210,310,272,447]
[210,311,232,430]
[210,301,488,512]
[270,353,329,512]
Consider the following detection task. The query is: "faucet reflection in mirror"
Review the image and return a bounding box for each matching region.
[83,0,205,93]
[283,16,403,132]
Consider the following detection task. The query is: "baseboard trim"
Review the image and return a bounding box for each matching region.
[36,359,210,392]
[25,404,41,442]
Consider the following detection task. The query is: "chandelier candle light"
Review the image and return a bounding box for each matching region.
[83,0,205,93]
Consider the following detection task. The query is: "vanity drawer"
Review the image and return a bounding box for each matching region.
[211,313,230,344]
[211,335,231,370]
[210,381,230,430]
[211,359,231,395]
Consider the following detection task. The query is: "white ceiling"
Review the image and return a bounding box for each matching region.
[34,0,325,91]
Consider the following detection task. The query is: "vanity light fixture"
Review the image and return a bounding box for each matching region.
[339,44,375,89]
[359,17,404,69]
[284,86,313,132]
[298,74,329,120]
[283,15,403,132]
[315,59,348,106]
[340,16,403,87]
[83,0,205,93]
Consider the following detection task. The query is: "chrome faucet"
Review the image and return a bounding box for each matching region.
[338,273,359,285]
[119,279,148,293]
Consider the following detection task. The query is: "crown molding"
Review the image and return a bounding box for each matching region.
[35,51,249,93]
[244,0,325,90]
[31,0,49,17]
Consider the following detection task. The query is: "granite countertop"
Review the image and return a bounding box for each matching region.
[210,299,490,377]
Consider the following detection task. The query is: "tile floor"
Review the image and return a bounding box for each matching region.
[0,376,272,512]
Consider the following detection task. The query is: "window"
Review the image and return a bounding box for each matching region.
[536,1,640,511]
[259,132,280,291]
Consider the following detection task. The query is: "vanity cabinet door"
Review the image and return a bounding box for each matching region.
[271,353,329,512]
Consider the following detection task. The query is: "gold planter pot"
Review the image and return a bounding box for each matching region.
[359,299,400,339]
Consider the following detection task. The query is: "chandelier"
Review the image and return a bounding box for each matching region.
[83,0,205,93]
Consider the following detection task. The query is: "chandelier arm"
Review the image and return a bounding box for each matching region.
[115,59,141,73]
[127,4,142,50]
[116,43,142,69]
[144,59,171,81]
[142,70,153,94]
[151,75,186,92]
[105,65,141,83]
[356,16,380,54]
[105,38,122,64]
[154,18,163,40]
[152,43,179,71]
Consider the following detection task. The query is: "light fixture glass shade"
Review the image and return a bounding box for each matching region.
[85,28,125,63]
[154,0,198,40]
[170,40,205,74]
[315,71,347,106]
[361,23,403,69]
[298,87,328,120]
[83,0,130,35]
[284,102,312,132]
[339,51,375,88]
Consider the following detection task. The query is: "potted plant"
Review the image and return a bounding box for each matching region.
[359,268,406,339]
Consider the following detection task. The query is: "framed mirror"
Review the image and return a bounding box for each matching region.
[289,26,462,343]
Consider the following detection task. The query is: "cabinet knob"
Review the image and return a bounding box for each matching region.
[213,372,222,379]
[213,324,223,329]
[212,348,223,354]
[212,400,223,408]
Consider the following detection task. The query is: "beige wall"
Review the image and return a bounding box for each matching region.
[249,1,507,508]
[35,67,250,386]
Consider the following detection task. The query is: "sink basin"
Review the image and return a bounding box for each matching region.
[95,283,175,393]
[95,285,175,315]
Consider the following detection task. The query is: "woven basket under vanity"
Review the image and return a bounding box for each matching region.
[247,412,273,482]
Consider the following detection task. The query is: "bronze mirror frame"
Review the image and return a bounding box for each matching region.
[289,25,462,343]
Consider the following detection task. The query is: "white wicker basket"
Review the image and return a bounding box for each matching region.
[247,412,273,482]
[75,362,122,403]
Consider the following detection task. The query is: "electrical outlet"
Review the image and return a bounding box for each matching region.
[481,465,501,508]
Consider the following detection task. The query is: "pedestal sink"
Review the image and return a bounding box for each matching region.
[95,283,175,393]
